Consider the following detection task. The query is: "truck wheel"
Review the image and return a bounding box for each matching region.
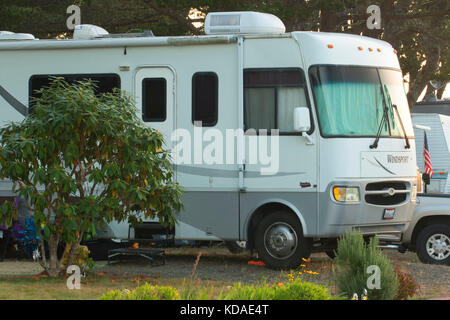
[416,224,450,265]
[254,211,311,269]
[225,241,246,254]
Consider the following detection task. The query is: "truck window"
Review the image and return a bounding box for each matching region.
[244,69,308,133]
[142,78,167,122]
[192,72,218,127]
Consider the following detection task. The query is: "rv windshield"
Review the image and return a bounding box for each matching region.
[309,66,414,138]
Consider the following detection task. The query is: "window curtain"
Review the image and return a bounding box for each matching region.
[244,88,275,130]
[277,87,307,132]
[314,82,385,136]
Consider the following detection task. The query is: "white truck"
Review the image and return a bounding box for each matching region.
[401,194,450,265]
[398,104,450,265]
[0,12,419,268]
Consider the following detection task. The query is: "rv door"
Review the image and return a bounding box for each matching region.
[135,67,175,150]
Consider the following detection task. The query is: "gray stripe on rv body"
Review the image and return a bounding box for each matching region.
[175,165,305,178]
[0,85,28,116]
[175,190,318,241]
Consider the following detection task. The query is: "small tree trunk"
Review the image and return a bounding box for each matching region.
[47,234,61,277]
[65,231,84,268]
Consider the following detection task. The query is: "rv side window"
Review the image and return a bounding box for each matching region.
[192,72,218,127]
[29,74,121,111]
[142,78,167,122]
[244,69,308,134]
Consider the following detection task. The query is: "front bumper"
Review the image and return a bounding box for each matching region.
[317,179,416,239]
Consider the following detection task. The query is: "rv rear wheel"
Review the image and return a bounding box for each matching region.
[416,224,450,265]
[254,211,312,269]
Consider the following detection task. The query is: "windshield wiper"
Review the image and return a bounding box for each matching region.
[370,86,391,149]
[383,85,410,149]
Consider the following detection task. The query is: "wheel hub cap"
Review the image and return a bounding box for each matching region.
[264,223,297,259]
[426,234,450,261]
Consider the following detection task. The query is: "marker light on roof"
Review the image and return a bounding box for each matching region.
[327,44,334,48]
[358,46,363,50]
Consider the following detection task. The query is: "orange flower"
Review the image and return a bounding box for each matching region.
[278,283,284,287]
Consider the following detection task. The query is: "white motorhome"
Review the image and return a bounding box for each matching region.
[0,12,418,268]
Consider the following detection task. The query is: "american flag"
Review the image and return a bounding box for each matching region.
[424,132,433,178]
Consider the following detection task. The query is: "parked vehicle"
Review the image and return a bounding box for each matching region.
[398,106,450,265]
[402,194,450,265]
[0,12,418,268]
[412,112,450,193]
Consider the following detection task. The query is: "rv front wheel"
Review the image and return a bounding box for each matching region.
[254,211,311,269]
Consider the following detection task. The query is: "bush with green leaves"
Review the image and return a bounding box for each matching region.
[100,283,180,300]
[334,229,399,300]
[223,278,332,300]
[0,78,183,276]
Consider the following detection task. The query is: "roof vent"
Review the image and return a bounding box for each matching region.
[73,24,109,40]
[0,31,36,41]
[204,12,286,35]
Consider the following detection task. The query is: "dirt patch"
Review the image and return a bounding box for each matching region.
[0,246,448,299]
[0,260,44,276]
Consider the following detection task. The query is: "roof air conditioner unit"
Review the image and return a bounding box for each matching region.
[204,12,286,35]
[73,25,109,40]
[0,31,36,41]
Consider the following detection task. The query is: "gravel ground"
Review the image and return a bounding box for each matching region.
[0,245,448,299]
[95,245,450,298]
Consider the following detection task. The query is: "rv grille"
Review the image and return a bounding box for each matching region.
[365,182,409,205]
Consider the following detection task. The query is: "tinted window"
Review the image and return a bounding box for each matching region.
[192,72,218,127]
[244,69,308,133]
[142,78,167,122]
[29,74,121,109]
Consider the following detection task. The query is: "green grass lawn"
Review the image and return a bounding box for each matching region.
[0,273,231,300]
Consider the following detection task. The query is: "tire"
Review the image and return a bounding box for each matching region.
[416,224,450,265]
[225,241,246,254]
[254,211,312,269]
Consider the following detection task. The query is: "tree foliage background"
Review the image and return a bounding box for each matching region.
[0,0,448,103]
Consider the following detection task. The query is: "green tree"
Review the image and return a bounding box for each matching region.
[0,78,182,277]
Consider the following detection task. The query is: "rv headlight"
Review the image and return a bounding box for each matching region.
[332,187,360,202]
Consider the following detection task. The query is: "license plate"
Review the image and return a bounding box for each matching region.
[383,208,395,220]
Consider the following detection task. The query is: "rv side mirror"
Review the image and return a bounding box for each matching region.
[294,107,311,133]
[422,173,430,185]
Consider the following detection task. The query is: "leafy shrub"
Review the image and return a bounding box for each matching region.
[223,278,332,300]
[334,229,399,300]
[100,283,180,300]
[61,245,94,272]
[394,265,420,300]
